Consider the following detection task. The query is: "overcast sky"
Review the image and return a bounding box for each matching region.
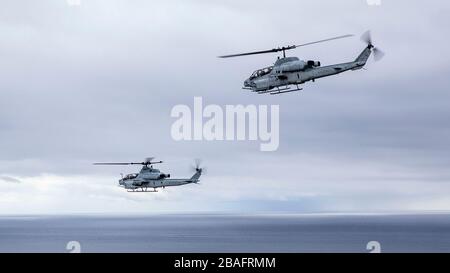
[1,0,450,214]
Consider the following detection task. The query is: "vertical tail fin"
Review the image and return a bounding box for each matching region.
[355,45,372,64]
[190,169,202,183]
[352,46,373,70]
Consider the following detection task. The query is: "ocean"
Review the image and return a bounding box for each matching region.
[0,213,449,253]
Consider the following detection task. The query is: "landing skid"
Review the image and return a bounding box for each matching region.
[255,85,303,95]
[270,87,303,95]
[127,188,158,193]
[257,86,290,94]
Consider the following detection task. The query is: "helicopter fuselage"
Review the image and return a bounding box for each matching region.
[243,45,372,94]
[118,166,202,192]
[94,158,204,192]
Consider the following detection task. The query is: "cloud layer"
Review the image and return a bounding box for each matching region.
[1,0,450,214]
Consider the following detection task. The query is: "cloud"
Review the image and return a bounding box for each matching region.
[0,0,449,213]
[0,176,21,184]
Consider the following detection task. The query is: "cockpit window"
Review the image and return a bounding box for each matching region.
[249,66,273,80]
[124,173,138,180]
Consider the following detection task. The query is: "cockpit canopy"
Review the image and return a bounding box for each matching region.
[123,173,138,180]
[249,66,273,80]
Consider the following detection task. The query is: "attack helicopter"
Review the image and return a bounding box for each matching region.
[219,31,384,95]
[94,157,204,192]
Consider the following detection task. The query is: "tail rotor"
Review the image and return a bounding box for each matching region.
[361,30,385,61]
[190,158,207,174]
[189,159,206,184]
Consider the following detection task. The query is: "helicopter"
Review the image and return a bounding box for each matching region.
[94,157,204,192]
[219,31,384,95]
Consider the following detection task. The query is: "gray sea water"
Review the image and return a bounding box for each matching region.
[0,214,449,253]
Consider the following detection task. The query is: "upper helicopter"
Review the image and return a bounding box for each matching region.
[94,157,204,192]
[219,31,384,95]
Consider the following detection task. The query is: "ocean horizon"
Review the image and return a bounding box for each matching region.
[0,213,449,253]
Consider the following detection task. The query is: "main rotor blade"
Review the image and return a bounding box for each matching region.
[93,163,143,165]
[218,48,282,58]
[218,34,353,58]
[294,34,354,48]
[144,157,155,163]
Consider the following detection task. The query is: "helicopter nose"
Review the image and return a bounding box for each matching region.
[244,79,255,88]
